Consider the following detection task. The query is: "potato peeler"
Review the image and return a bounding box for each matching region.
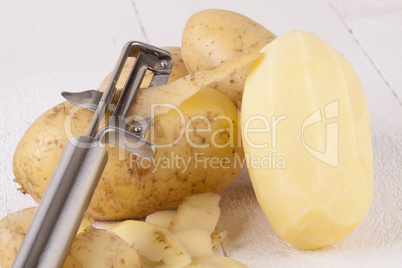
[12,42,173,268]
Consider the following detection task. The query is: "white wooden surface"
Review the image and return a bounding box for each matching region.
[1,0,401,267]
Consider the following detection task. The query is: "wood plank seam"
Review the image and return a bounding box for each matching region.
[129,0,150,43]
[327,1,402,108]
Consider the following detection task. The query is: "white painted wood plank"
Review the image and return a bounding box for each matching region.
[0,0,401,267]
[329,0,402,102]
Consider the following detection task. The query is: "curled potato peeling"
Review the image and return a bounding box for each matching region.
[129,53,260,119]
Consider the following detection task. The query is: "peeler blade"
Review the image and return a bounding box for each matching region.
[61,90,103,111]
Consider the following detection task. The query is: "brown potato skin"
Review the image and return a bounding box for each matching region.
[13,87,243,220]
[0,208,140,267]
[0,224,24,268]
[181,9,276,106]
[64,227,142,268]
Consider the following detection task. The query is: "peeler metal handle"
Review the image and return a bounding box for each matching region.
[12,136,108,268]
[12,42,172,268]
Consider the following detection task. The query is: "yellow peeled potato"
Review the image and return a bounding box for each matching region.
[182,9,276,105]
[99,46,188,92]
[241,30,374,249]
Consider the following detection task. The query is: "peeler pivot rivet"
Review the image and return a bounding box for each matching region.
[160,61,168,68]
[133,127,142,133]
[108,103,115,112]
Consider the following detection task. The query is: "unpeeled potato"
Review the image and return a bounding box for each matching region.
[12,54,258,220]
[182,9,276,106]
[0,208,34,268]
[64,227,142,268]
[13,86,244,220]
[13,28,259,221]
[0,207,94,268]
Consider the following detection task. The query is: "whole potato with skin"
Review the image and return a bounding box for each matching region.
[99,46,188,92]
[13,87,243,220]
[0,207,94,267]
[0,216,26,268]
[64,227,142,268]
[182,9,276,106]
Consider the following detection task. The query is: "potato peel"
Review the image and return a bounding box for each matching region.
[130,53,261,119]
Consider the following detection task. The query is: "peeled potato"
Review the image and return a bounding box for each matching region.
[182,9,276,105]
[99,46,189,92]
[241,30,374,249]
